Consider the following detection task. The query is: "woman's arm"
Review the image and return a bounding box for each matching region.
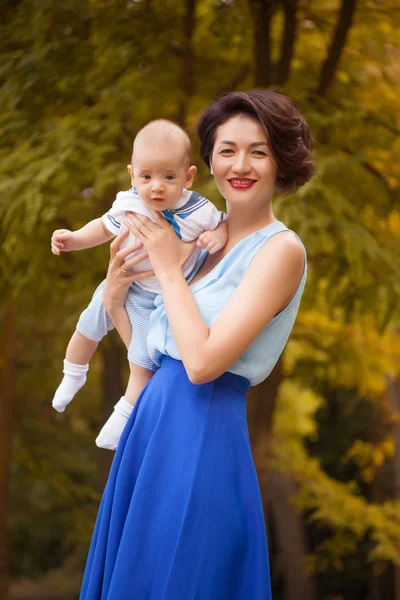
[101,228,197,351]
[101,233,153,349]
[126,212,304,384]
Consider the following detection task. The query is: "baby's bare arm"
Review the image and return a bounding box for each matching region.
[72,218,114,249]
[51,218,113,254]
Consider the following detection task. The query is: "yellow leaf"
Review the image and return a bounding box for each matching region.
[388,210,400,235]
[337,71,350,83]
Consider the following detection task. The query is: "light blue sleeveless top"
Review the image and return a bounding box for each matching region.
[147,221,307,386]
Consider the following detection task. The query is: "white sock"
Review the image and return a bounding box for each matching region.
[52,360,89,413]
[95,397,134,451]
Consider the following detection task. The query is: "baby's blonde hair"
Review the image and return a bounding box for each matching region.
[132,119,192,165]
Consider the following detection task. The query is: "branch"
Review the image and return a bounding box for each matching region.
[0,300,16,600]
[275,0,298,86]
[340,146,390,190]
[177,0,196,127]
[248,0,278,87]
[316,0,358,96]
[306,91,397,194]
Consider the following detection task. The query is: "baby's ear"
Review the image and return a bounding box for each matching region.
[185,165,197,189]
[127,164,134,184]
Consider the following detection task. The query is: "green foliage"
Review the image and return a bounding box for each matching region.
[1,0,400,596]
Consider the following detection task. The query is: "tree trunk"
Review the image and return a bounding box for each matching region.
[247,360,281,587]
[248,0,277,87]
[98,333,125,492]
[0,300,16,600]
[275,0,298,86]
[388,376,400,600]
[316,0,357,96]
[268,468,317,600]
[247,357,317,598]
[177,0,196,127]
[247,356,282,477]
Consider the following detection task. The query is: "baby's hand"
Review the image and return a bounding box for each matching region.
[197,222,228,255]
[51,229,76,255]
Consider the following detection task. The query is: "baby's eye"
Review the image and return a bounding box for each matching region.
[166,175,176,181]
[141,174,151,180]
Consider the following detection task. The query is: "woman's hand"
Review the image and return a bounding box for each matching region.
[124,211,197,283]
[102,230,154,315]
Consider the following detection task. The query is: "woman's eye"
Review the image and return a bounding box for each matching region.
[220,149,234,154]
[253,150,267,156]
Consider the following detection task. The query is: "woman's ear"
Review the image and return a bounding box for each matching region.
[209,160,214,176]
[185,165,197,189]
[127,164,134,184]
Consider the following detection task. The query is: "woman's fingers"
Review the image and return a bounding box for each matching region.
[132,269,155,280]
[120,268,154,283]
[115,242,144,264]
[120,251,149,271]
[148,208,166,228]
[109,230,129,259]
[110,233,144,265]
[125,212,158,233]
[124,215,149,241]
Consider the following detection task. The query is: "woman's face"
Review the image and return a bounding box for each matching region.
[210,114,278,208]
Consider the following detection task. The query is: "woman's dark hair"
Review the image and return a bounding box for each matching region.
[198,90,315,193]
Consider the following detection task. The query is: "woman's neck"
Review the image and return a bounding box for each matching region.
[225,205,276,248]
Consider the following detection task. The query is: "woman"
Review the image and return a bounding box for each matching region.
[80,90,315,599]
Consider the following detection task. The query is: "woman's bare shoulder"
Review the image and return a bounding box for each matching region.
[249,229,305,280]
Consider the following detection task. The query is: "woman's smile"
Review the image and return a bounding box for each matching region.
[228,178,257,189]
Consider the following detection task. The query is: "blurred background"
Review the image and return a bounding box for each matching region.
[1,0,399,599]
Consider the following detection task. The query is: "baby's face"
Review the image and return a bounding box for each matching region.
[130,142,196,211]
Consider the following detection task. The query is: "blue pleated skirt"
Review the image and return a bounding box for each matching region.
[80,358,272,599]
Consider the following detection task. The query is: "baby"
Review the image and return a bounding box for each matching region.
[51,119,228,450]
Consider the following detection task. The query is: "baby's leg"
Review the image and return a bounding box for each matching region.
[125,362,154,405]
[52,332,98,412]
[96,285,158,450]
[66,330,98,364]
[52,280,114,412]
[95,362,154,451]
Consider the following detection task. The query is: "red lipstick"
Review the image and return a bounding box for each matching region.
[228,178,256,189]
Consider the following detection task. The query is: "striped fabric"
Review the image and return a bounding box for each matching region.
[77,280,157,370]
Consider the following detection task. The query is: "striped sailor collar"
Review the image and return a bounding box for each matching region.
[170,188,192,210]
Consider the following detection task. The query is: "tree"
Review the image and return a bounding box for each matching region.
[0,302,16,600]
[1,1,400,598]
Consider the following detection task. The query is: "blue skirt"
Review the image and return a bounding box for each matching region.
[80,358,272,599]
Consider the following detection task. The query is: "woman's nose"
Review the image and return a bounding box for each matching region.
[232,153,251,174]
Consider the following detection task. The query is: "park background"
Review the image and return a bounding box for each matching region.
[1,0,399,599]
